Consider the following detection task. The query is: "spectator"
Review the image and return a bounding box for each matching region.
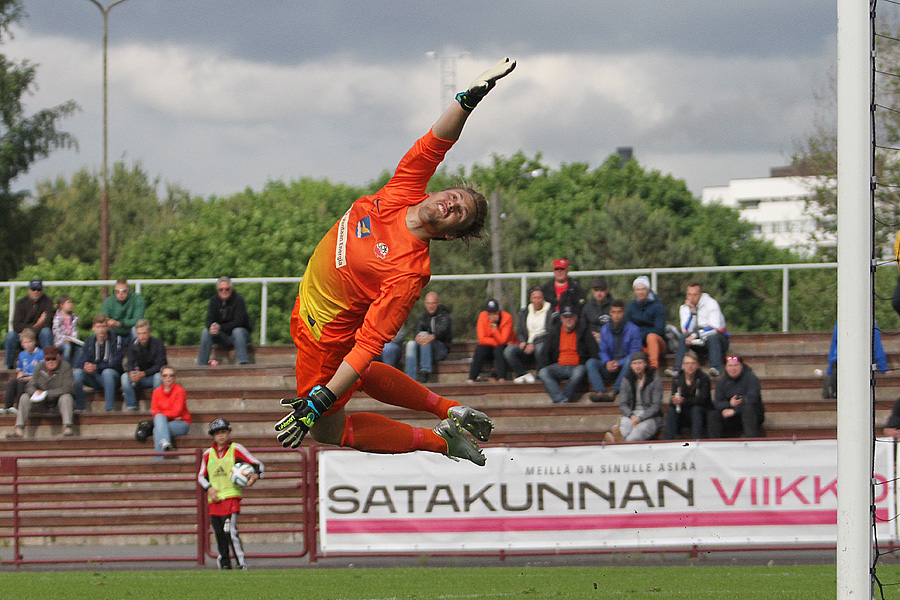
[669,283,729,378]
[121,319,167,411]
[404,291,452,383]
[151,366,191,454]
[377,324,406,370]
[663,350,712,440]
[625,276,668,370]
[467,299,515,383]
[821,321,888,399]
[541,258,587,316]
[4,278,53,369]
[537,305,597,403]
[884,397,900,438]
[52,294,81,364]
[586,299,642,402]
[73,313,124,412]
[198,276,252,366]
[101,278,146,346]
[707,355,764,438]
[9,345,75,438]
[505,286,553,384]
[605,352,663,442]
[3,328,43,415]
[582,277,613,335]
[198,418,264,570]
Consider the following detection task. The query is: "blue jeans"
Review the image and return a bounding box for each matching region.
[5,328,53,369]
[153,413,190,455]
[663,403,706,439]
[673,332,729,372]
[379,341,403,369]
[404,339,448,378]
[198,327,250,365]
[538,363,587,403]
[73,368,120,411]
[585,357,631,393]
[503,341,547,377]
[121,372,163,409]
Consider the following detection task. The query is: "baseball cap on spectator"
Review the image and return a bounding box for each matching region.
[42,345,59,360]
[560,305,577,318]
[591,277,608,290]
[29,278,43,291]
[485,298,500,313]
[553,258,569,270]
[632,276,651,290]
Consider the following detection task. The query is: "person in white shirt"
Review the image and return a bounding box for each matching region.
[504,287,553,383]
[668,283,729,377]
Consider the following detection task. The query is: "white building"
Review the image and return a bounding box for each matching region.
[701,169,833,255]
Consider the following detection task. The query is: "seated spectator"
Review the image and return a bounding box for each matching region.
[663,350,712,440]
[151,366,191,455]
[198,276,252,366]
[626,276,668,370]
[537,305,597,403]
[707,355,764,438]
[404,291,452,383]
[3,328,43,415]
[669,283,729,378]
[121,319,167,411]
[378,324,406,370]
[102,278,146,346]
[467,299,515,383]
[541,258,587,317]
[52,294,81,364]
[605,352,663,442]
[505,287,552,383]
[9,345,75,438]
[4,278,53,369]
[822,321,888,399]
[884,397,900,438]
[586,299,642,402]
[582,277,613,335]
[73,313,124,412]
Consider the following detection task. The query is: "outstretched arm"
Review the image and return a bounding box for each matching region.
[432,57,516,141]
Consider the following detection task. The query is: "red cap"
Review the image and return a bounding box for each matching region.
[553,258,569,270]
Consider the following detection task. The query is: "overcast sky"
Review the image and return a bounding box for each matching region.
[8,1,836,199]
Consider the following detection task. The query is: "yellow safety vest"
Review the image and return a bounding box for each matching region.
[207,444,242,501]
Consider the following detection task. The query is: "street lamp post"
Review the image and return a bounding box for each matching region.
[87,0,130,282]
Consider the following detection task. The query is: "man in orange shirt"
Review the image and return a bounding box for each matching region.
[537,305,598,404]
[275,59,517,466]
[466,299,515,383]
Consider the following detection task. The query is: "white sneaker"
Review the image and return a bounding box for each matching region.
[6,407,17,416]
[523,372,536,383]
[513,373,536,384]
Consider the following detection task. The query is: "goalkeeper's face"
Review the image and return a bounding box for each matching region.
[421,188,476,239]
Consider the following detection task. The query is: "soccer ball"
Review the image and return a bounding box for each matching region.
[230,462,256,487]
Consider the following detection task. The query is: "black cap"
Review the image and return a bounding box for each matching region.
[590,277,608,290]
[208,417,232,435]
[560,305,577,317]
[29,278,43,291]
[485,298,500,313]
[630,351,649,363]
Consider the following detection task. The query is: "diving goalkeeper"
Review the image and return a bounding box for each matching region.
[275,58,517,466]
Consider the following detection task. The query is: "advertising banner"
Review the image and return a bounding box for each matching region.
[318,439,897,553]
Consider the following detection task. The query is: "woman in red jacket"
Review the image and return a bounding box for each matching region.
[151,365,191,454]
[466,299,516,383]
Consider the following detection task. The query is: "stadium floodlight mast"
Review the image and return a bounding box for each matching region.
[86,0,131,284]
[426,49,469,110]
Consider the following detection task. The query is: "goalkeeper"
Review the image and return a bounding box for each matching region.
[275,58,517,466]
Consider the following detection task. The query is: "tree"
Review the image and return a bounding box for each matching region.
[0,0,79,279]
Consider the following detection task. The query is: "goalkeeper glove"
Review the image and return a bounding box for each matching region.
[455,57,516,111]
[274,385,338,448]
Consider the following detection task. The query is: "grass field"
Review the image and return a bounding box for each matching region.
[1,564,898,600]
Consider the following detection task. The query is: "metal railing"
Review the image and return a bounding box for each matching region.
[2,262,837,345]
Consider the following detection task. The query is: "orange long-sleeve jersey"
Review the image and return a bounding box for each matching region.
[475,311,516,347]
[293,128,455,381]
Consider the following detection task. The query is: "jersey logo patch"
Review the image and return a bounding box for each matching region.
[307,315,317,327]
[374,243,389,259]
[355,216,372,238]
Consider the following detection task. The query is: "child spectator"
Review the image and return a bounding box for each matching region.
[3,328,43,414]
[150,366,191,454]
[198,418,264,570]
[52,294,81,364]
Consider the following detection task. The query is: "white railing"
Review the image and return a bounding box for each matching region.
[2,262,837,345]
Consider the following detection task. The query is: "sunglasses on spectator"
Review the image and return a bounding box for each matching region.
[45,358,58,362]
[553,267,566,271]
[114,288,128,294]
[726,356,741,363]
[217,286,232,291]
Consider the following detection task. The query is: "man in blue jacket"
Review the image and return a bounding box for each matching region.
[73,313,124,412]
[586,299,642,402]
[625,276,668,370]
[822,321,888,399]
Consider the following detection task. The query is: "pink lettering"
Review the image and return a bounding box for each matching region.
[711,477,745,506]
[776,477,809,505]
